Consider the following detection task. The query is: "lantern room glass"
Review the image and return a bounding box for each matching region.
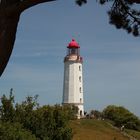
[67,48,79,55]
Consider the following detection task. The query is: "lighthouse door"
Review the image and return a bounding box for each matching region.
[80,110,82,116]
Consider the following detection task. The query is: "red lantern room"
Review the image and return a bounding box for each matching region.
[67,39,80,56]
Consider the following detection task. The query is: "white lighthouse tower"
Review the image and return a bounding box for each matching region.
[63,39,84,118]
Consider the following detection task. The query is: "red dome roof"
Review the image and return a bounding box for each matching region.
[67,39,80,48]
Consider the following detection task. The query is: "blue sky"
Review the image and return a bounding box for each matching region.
[0,0,140,116]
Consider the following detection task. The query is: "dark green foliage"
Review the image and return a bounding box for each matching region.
[0,88,15,122]
[97,0,140,36]
[103,105,140,130]
[28,105,73,140]
[0,90,75,140]
[76,0,87,6]
[62,104,79,120]
[0,121,37,140]
[90,110,102,119]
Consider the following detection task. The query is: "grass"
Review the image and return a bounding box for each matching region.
[125,129,140,140]
[70,119,130,140]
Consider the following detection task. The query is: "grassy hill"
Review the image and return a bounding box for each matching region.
[70,119,140,140]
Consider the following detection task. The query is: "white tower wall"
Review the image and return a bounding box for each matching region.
[63,55,84,118]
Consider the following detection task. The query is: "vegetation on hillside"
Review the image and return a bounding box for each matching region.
[125,129,140,139]
[0,90,140,140]
[0,89,78,140]
[102,105,140,130]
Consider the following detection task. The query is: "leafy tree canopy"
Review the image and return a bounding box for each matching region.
[0,122,37,140]
[103,105,140,130]
[0,90,78,140]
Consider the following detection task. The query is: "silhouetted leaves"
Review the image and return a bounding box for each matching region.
[98,0,140,36]
[76,0,87,6]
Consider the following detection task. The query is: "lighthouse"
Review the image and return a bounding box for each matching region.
[62,39,84,118]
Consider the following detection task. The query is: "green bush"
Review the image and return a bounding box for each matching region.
[103,105,140,130]
[0,90,76,140]
[0,121,37,140]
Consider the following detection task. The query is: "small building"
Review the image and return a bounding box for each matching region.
[62,39,84,118]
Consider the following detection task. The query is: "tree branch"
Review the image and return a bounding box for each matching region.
[119,0,139,22]
[131,0,140,3]
[0,15,20,77]
[18,0,57,12]
[0,0,57,77]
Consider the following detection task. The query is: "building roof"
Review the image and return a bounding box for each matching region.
[67,39,80,48]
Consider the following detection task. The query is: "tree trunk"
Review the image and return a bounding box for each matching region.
[0,0,56,77]
[131,0,140,3]
[0,14,20,76]
[0,0,21,76]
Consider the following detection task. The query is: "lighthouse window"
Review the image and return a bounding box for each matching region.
[79,87,82,93]
[79,66,81,71]
[80,98,82,103]
[79,76,81,82]
[80,110,82,116]
[71,48,77,54]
